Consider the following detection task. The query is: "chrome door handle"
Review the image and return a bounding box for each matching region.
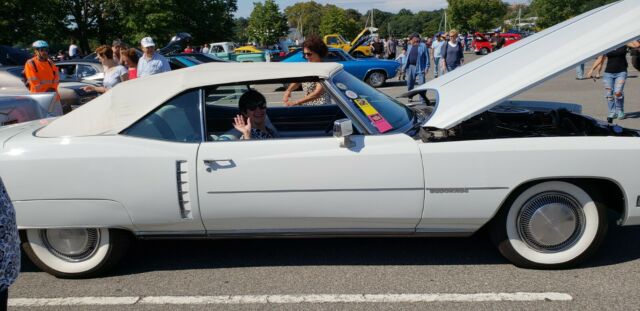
[203,159,236,171]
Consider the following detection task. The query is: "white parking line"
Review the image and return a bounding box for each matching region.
[9,292,572,307]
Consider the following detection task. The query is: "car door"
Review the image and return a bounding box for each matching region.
[196,86,424,234]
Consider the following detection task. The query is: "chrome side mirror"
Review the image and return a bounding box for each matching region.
[333,118,354,148]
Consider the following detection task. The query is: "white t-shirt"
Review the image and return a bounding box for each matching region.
[69,44,78,57]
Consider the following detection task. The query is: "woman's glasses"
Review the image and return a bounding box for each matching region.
[303,52,314,58]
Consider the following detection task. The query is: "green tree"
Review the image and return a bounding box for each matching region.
[247,0,288,47]
[531,0,615,29]
[319,5,349,37]
[284,1,323,36]
[448,0,507,32]
[234,17,250,44]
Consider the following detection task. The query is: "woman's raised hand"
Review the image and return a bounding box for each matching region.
[233,115,251,139]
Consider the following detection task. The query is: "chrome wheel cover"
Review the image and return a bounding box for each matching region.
[517,191,586,252]
[369,72,384,86]
[41,229,100,262]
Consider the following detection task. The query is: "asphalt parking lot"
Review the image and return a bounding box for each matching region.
[9,53,640,310]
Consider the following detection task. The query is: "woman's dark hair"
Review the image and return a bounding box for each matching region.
[238,89,267,113]
[302,35,328,58]
[121,48,139,65]
[95,45,113,60]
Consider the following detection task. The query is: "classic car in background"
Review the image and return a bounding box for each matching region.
[56,59,104,84]
[0,66,98,113]
[1,1,639,279]
[472,32,522,55]
[0,45,31,66]
[0,93,61,126]
[209,42,266,62]
[167,53,228,70]
[279,47,399,87]
[324,27,376,58]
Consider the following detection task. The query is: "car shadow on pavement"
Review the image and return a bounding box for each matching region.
[19,220,640,275]
[622,111,640,119]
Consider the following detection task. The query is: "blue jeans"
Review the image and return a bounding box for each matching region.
[446,64,460,72]
[576,63,585,79]
[433,57,442,78]
[603,72,627,113]
[406,64,427,103]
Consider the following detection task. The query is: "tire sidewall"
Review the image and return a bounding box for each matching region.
[24,228,111,275]
[367,71,386,88]
[500,181,604,267]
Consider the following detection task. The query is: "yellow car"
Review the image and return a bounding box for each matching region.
[235,46,263,54]
[324,27,376,58]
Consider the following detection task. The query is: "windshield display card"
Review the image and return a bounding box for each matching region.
[353,99,393,133]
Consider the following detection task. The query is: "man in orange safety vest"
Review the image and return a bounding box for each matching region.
[23,40,60,100]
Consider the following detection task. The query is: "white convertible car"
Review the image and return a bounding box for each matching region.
[1,1,639,278]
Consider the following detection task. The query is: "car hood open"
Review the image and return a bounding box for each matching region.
[404,0,640,129]
[347,27,377,55]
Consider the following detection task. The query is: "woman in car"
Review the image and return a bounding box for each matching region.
[220,89,279,140]
[283,36,332,106]
[81,45,128,93]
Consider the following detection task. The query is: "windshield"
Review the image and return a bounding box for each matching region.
[332,70,413,134]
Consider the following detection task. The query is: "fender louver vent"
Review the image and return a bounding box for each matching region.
[176,160,193,219]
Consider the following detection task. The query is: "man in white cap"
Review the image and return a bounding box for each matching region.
[137,37,171,78]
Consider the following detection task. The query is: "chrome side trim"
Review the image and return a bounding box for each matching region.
[207,187,424,194]
[426,187,509,194]
[135,229,474,239]
[175,160,193,219]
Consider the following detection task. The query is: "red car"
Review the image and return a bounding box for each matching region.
[473,33,522,55]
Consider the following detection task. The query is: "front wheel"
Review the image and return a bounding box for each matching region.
[21,228,131,278]
[366,71,387,88]
[490,181,608,269]
[480,48,489,55]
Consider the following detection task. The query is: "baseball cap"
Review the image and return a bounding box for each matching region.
[141,37,155,48]
[409,32,420,40]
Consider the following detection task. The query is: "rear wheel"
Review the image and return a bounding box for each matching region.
[21,228,131,278]
[366,71,387,88]
[480,48,489,55]
[490,181,608,269]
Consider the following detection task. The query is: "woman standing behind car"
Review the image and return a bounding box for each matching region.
[81,45,128,94]
[283,36,331,106]
[588,41,640,120]
[120,48,139,80]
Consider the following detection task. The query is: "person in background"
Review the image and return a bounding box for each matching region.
[137,37,171,78]
[576,63,586,80]
[68,39,79,59]
[81,45,128,94]
[371,37,384,59]
[588,41,640,120]
[111,39,126,65]
[120,48,139,80]
[283,36,331,106]
[0,178,20,311]
[441,29,465,73]
[24,40,60,101]
[202,43,210,54]
[431,33,446,78]
[56,50,66,61]
[402,33,429,104]
[183,45,194,53]
[395,49,407,81]
[386,36,397,60]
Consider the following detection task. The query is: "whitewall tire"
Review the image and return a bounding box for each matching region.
[491,181,608,269]
[21,228,130,278]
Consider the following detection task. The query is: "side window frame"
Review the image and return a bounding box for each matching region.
[121,89,205,143]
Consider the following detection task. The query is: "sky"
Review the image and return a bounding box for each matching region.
[236,0,530,18]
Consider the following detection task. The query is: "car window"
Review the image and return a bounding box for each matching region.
[324,51,345,62]
[332,70,413,134]
[77,64,97,78]
[58,65,77,77]
[203,80,344,141]
[327,37,339,45]
[212,46,224,53]
[123,90,202,143]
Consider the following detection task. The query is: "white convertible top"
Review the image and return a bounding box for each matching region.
[409,0,640,129]
[37,62,343,137]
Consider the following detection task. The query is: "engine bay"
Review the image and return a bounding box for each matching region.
[419,106,640,142]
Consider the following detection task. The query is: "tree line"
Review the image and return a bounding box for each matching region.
[0,0,614,52]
